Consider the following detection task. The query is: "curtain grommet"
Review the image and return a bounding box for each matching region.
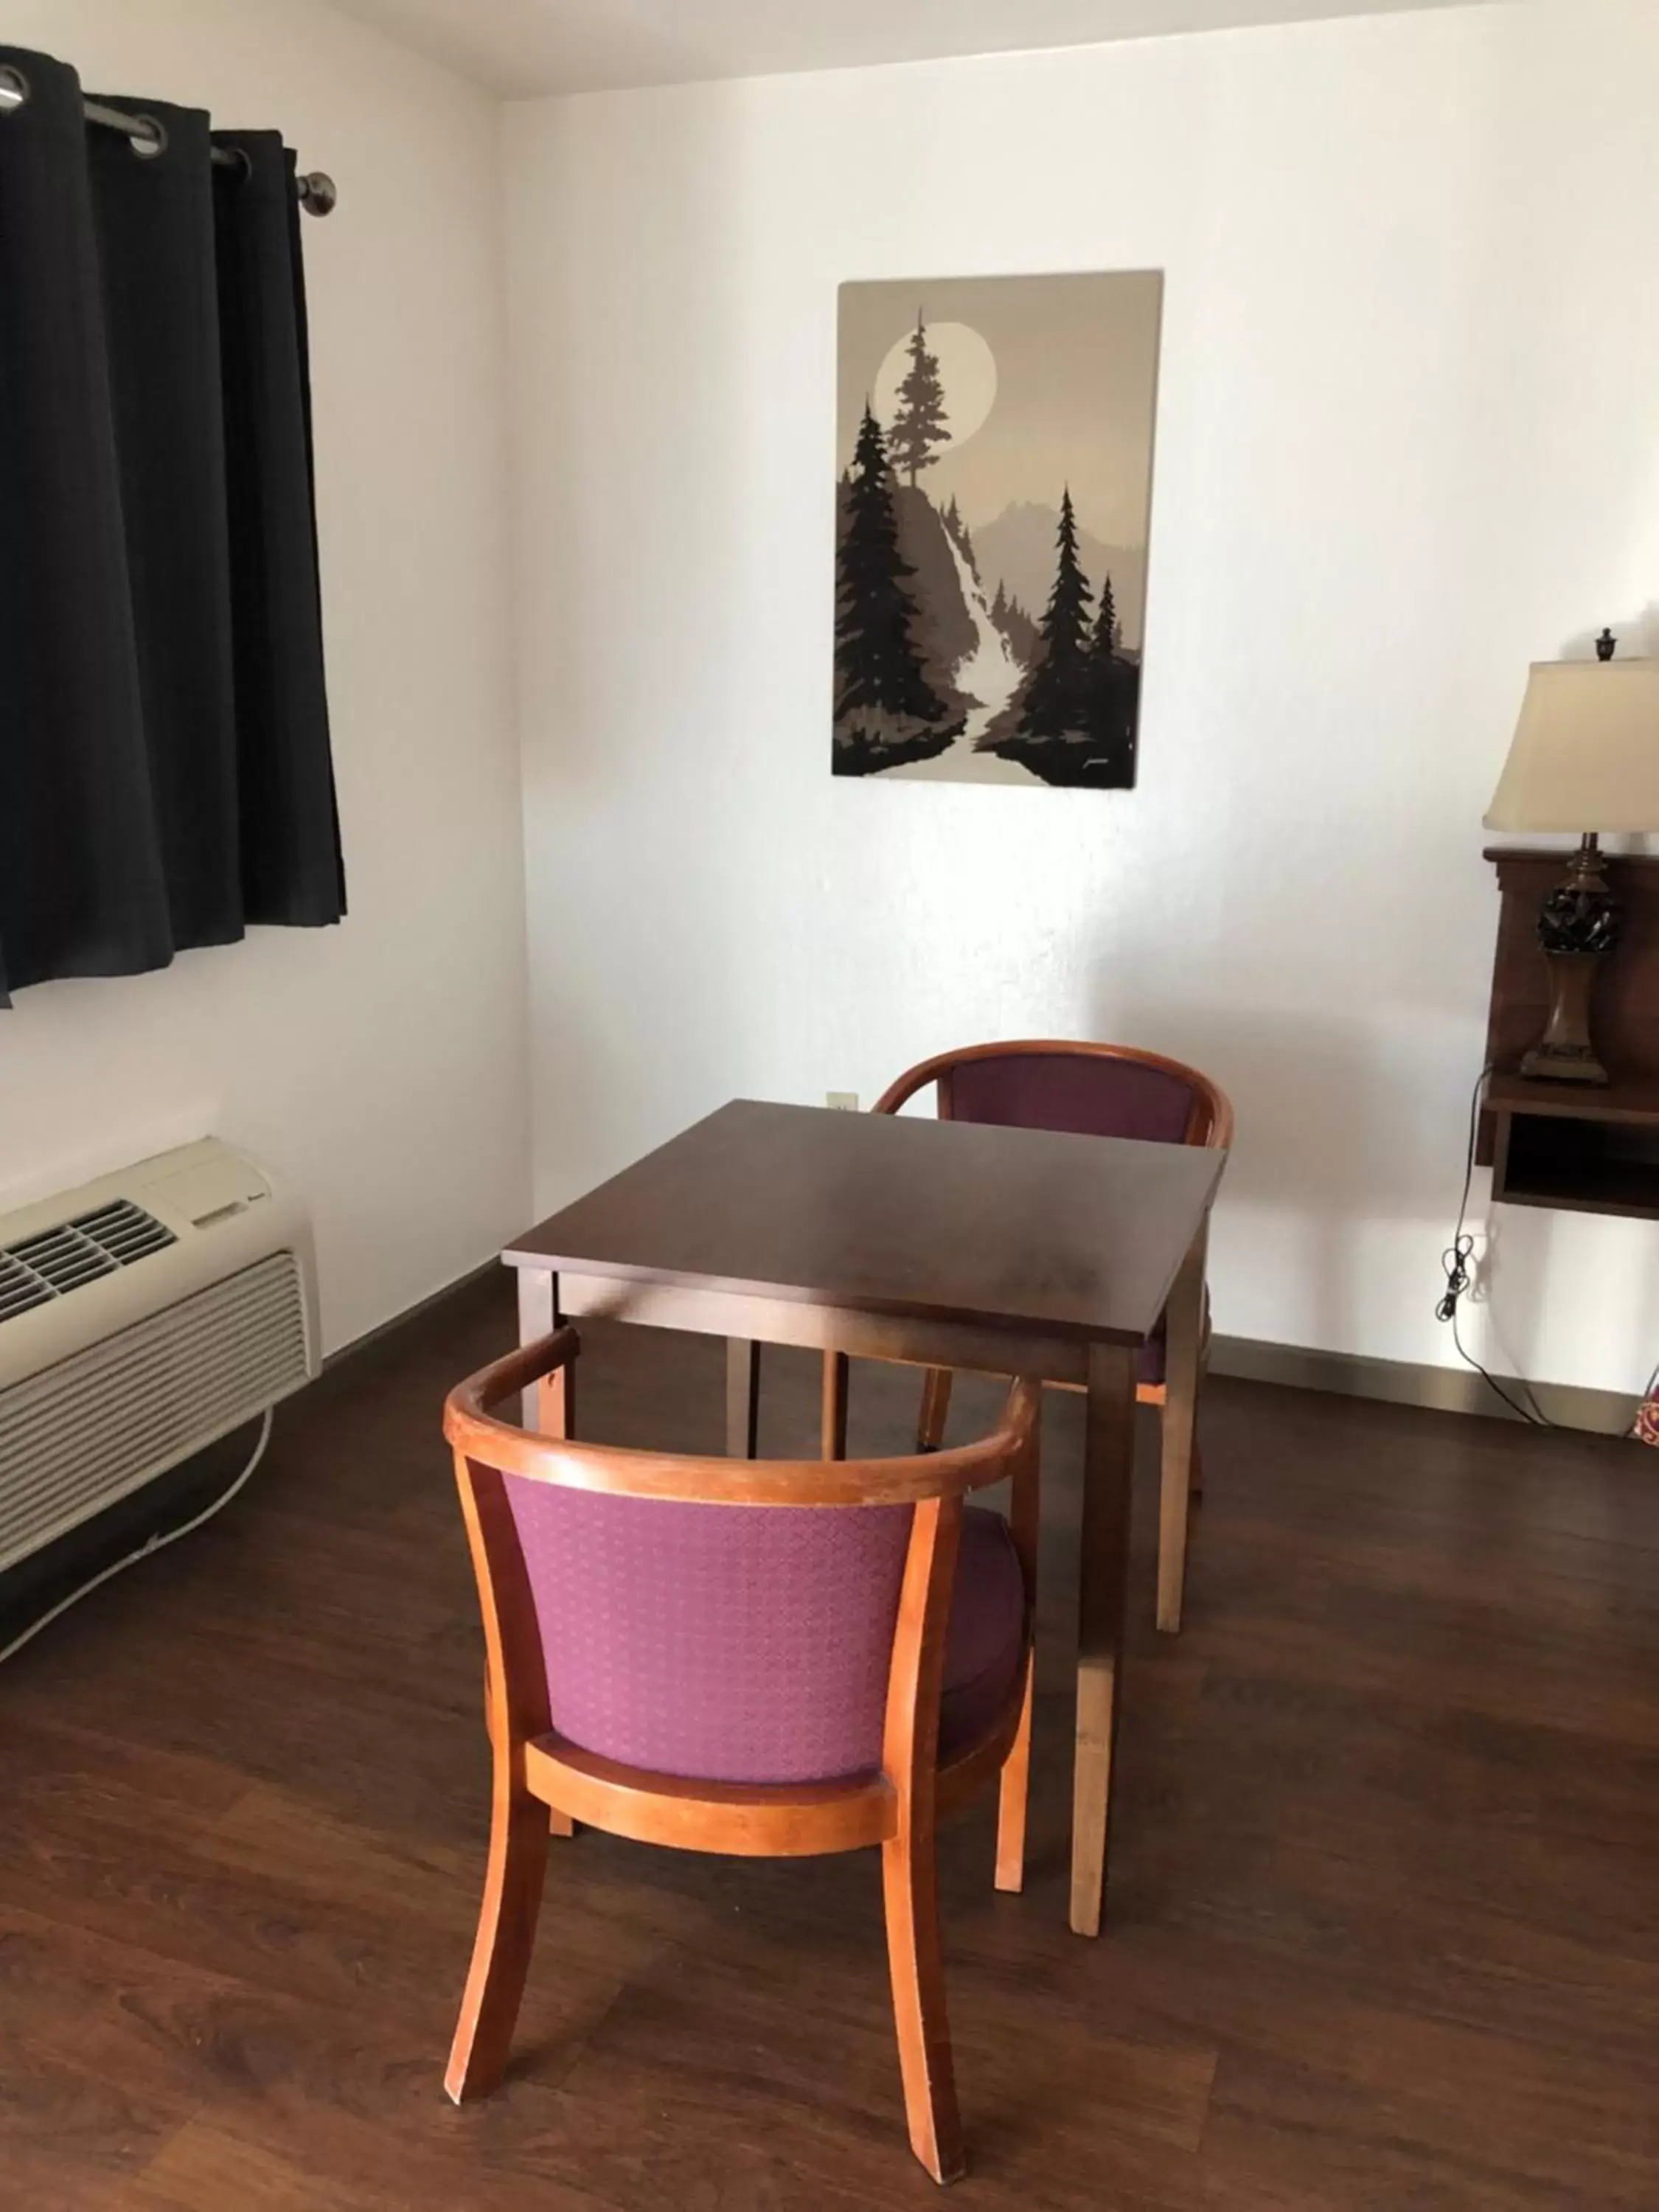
[130,112,167,160]
[0,64,31,111]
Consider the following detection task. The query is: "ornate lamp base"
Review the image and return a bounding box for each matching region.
[1520,952,1610,1084]
[1521,835,1618,1087]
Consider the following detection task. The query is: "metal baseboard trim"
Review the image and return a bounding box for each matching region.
[1209,1334,1638,1439]
[326,1269,1643,1441]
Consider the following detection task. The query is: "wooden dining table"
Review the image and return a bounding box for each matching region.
[501,1097,1224,1936]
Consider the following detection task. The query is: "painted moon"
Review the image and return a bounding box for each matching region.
[874,320,998,453]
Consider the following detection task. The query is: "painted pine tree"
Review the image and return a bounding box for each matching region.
[1085,567,1137,776]
[1095,572,1119,656]
[834,405,943,726]
[1019,490,1094,737]
[888,313,950,489]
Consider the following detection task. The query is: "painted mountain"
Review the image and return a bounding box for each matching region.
[833,271,1163,788]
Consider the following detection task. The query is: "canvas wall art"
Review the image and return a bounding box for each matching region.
[833,271,1163,787]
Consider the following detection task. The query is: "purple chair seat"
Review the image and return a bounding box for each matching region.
[939,1508,1027,1760]
[1138,1322,1166,1391]
[507,1483,1024,1787]
[1133,1287,1213,1391]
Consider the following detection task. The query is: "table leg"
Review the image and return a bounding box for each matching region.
[1071,1340,1137,1938]
[821,1350,849,1461]
[726,1339,761,1458]
[516,1270,557,1432]
[1157,1220,1208,1635]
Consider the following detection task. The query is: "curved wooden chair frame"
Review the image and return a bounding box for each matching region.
[822,1039,1233,1634]
[444,1324,1042,2186]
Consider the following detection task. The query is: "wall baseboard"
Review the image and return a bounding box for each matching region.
[326,1266,1643,1441]
[1210,1334,1639,1439]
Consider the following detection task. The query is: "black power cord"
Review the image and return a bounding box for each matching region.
[1436,1064,1553,1426]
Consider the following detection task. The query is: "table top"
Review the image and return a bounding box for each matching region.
[504,1100,1224,1348]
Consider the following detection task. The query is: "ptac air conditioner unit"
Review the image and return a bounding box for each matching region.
[0,1140,319,1576]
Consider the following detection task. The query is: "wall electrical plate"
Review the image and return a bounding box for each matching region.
[826,1091,859,1112]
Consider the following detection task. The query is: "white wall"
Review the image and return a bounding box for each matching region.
[0,0,529,1352]
[504,0,1659,1396]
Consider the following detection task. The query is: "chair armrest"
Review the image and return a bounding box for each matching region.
[447,1325,580,1430]
[872,1061,942,1115]
[448,1354,1038,1508]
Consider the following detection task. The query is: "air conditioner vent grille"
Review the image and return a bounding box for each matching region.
[0,1252,54,1324]
[0,1200,176,1320]
[74,1198,177,1266]
[0,1250,309,1571]
[7,1223,118,1294]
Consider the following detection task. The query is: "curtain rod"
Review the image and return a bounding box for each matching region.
[0,65,337,215]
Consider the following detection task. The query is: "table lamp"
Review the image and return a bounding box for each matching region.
[1484,630,1659,1085]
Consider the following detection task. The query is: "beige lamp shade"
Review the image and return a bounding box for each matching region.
[1485,656,1659,832]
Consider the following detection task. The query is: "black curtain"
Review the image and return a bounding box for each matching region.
[0,46,344,1007]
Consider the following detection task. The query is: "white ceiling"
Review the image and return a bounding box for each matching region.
[330,0,1507,99]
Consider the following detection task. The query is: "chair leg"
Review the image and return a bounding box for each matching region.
[917,1368,953,1453]
[881,1824,964,2184]
[445,1775,549,2104]
[993,1660,1034,1895]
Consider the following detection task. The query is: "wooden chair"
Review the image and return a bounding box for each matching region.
[443,1324,1042,2186]
[825,1040,1232,1635]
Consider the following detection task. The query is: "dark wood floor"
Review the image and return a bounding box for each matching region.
[3,1272,1657,2210]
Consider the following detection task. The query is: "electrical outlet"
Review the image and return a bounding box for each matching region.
[1462,1226,1491,1302]
[826,1091,859,1112]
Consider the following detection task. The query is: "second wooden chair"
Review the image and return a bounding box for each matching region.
[824,1039,1232,1633]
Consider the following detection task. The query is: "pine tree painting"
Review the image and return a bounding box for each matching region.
[835,273,1163,786]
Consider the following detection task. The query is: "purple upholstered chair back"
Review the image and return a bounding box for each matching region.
[504,1487,911,1785]
[944,1049,1201,1147]
[502,1486,1026,1790]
